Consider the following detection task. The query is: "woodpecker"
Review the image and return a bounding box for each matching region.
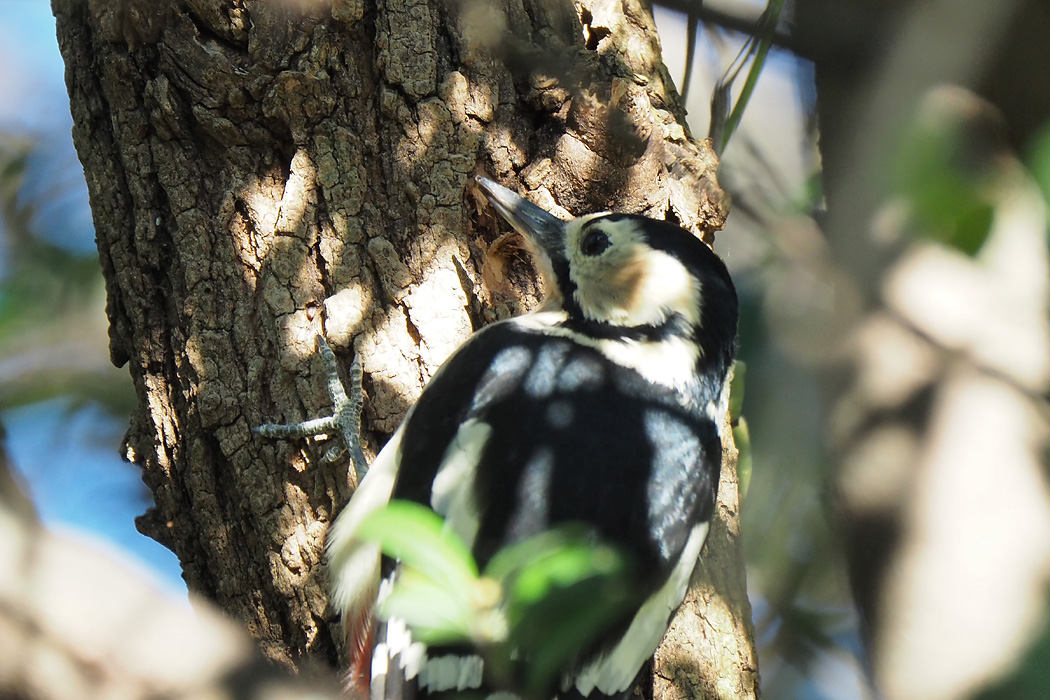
[292,177,737,699]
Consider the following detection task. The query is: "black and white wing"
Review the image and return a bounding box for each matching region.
[332,317,722,700]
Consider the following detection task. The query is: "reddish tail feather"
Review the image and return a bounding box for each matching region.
[343,605,376,697]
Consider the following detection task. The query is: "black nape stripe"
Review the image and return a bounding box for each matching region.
[564,314,692,343]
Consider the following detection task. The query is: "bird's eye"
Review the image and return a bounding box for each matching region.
[581,230,611,257]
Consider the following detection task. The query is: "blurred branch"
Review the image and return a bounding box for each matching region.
[0,136,34,249]
[0,420,35,521]
[656,0,795,50]
[0,427,342,700]
[812,0,1024,296]
[0,339,133,411]
[792,3,1050,700]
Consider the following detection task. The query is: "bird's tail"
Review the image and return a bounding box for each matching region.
[326,429,404,695]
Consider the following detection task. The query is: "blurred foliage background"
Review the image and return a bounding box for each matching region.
[0,2,179,585]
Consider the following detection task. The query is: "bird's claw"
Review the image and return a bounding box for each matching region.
[255,335,368,483]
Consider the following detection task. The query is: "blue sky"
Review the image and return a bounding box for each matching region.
[0,2,96,255]
[0,1,185,594]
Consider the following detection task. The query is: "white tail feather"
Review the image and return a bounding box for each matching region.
[328,428,404,654]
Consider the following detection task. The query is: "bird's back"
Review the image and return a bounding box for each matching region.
[371,315,723,699]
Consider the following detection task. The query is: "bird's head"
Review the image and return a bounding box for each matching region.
[476,176,737,369]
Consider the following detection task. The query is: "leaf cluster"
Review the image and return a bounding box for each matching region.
[356,500,639,699]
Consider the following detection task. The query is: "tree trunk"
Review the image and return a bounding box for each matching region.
[54,0,757,694]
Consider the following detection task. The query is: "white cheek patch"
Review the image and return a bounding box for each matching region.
[568,221,641,325]
[629,250,701,328]
[572,260,637,325]
[568,217,701,329]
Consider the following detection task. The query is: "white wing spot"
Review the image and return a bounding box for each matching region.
[505,447,555,542]
[431,419,491,547]
[420,654,485,692]
[642,410,703,559]
[524,342,571,398]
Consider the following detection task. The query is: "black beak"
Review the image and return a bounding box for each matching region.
[476,176,567,264]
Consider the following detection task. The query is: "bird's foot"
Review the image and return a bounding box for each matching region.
[256,335,368,483]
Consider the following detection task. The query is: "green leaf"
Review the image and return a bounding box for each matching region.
[485,528,632,627]
[893,109,996,256]
[734,417,752,501]
[356,500,479,595]
[517,571,635,696]
[1024,121,1050,210]
[377,568,475,645]
[484,528,637,695]
[359,509,641,698]
[506,541,623,607]
[484,524,593,582]
[728,361,747,423]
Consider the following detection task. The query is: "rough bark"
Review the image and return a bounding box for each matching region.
[54,0,756,694]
